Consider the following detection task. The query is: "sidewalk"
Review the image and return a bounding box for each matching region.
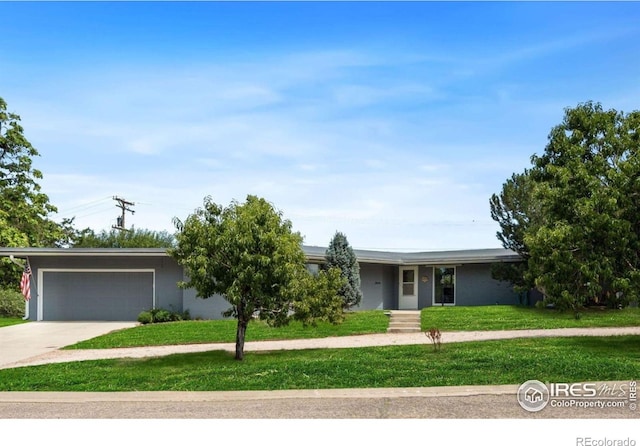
[3,325,639,370]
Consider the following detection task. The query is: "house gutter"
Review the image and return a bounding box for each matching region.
[0,248,169,257]
[0,247,522,267]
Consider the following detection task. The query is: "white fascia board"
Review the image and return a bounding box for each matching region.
[402,256,522,266]
[0,248,169,257]
[0,247,522,264]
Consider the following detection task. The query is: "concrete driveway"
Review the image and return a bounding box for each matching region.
[0,322,137,369]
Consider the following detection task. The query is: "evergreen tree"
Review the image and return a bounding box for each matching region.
[325,231,362,310]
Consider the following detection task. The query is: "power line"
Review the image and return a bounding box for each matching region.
[72,206,116,220]
[58,196,112,214]
[57,196,113,219]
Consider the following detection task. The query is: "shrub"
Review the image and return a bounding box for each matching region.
[151,309,172,323]
[137,311,153,325]
[170,309,190,322]
[424,327,442,352]
[0,288,25,318]
[137,308,191,324]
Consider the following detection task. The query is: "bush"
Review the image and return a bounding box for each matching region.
[170,309,190,322]
[151,309,172,323]
[0,288,25,318]
[137,311,153,325]
[137,307,191,325]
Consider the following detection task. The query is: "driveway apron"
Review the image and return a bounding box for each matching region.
[0,322,137,369]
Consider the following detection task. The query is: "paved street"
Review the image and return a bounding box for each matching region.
[0,387,637,419]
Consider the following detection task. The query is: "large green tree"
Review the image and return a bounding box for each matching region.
[324,231,362,309]
[73,227,175,248]
[491,101,640,313]
[169,195,344,360]
[489,171,538,293]
[0,97,76,287]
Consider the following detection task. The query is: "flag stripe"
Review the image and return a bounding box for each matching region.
[20,263,31,301]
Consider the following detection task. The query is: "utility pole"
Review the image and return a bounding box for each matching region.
[112,196,135,231]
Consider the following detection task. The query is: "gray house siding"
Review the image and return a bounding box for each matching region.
[397,263,518,309]
[418,266,433,308]
[358,263,397,310]
[455,263,520,306]
[181,262,400,319]
[182,263,325,320]
[182,288,231,320]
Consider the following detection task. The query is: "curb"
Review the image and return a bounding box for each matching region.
[0,385,519,402]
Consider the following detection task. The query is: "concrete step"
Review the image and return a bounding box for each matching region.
[388,321,420,327]
[389,315,421,321]
[387,310,421,333]
[387,327,422,333]
[388,324,421,330]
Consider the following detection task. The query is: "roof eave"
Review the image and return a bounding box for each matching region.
[0,247,522,264]
[401,256,522,265]
[0,248,170,258]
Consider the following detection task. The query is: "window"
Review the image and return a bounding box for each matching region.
[306,263,320,275]
[434,266,455,305]
[402,268,416,296]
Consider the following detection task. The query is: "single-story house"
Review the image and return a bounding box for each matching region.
[0,246,524,321]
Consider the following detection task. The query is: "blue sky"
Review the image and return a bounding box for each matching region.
[1,1,639,251]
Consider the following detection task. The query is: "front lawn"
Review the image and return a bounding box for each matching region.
[0,317,28,328]
[66,310,389,349]
[2,335,638,391]
[66,306,640,350]
[421,306,640,331]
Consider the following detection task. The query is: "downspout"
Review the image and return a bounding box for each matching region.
[9,255,30,320]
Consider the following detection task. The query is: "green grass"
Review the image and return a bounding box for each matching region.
[66,306,640,350]
[0,317,28,328]
[421,306,640,331]
[1,336,638,391]
[66,310,389,349]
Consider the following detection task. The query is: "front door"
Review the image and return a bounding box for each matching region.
[398,266,418,309]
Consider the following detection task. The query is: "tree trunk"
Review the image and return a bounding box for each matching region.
[235,317,248,361]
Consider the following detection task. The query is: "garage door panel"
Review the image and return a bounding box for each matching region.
[43,271,154,321]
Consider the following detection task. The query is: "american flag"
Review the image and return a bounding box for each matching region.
[20,262,31,301]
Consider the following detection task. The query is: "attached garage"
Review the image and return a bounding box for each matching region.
[39,269,155,321]
[0,248,184,322]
